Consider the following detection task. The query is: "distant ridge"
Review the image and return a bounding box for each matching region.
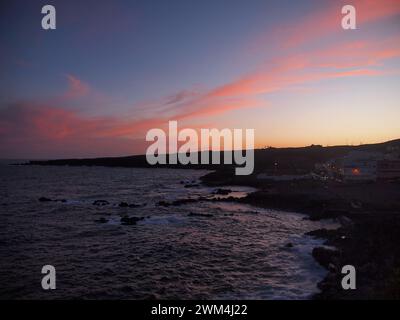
[28,139,400,172]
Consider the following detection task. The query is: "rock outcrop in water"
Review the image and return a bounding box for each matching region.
[213,188,232,195]
[118,202,142,208]
[38,197,66,203]
[95,218,108,224]
[188,212,214,218]
[93,200,110,206]
[120,216,144,225]
[39,197,52,202]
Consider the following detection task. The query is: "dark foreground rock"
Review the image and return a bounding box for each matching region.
[312,247,339,269]
[215,179,400,299]
[311,213,400,299]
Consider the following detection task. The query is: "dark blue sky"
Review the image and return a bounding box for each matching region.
[0,0,399,158]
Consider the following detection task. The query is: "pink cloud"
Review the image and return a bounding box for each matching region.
[2,2,400,158]
[63,74,90,100]
[284,0,400,48]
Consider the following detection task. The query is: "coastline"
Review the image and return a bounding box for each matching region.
[200,170,400,299]
[18,163,400,299]
[21,138,400,299]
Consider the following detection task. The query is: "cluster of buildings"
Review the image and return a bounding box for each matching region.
[317,148,400,182]
[257,146,400,183]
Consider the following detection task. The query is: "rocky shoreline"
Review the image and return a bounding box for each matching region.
[25,138,400,299]
[200,171,400,299]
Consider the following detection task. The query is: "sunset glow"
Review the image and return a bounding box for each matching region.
[1,0,399,158]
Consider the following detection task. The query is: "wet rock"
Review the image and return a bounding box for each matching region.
[39,197,67,203]
[285,242,294,248]
[93,200,109,206]
[184,184,200,188]
[246,210,259,214]
[118,201,142,208]
[312,247,339,269]
[120,216,144,225]
[306,228,347,244]
[213,188,232,195]
[306,228,334,239]
[317,272,340,292]
[158,198,198,206]
[118,202,129,208]
[39,197,52,202]
[95,217,108,224]
[188,212,214,218]
[157,201,171,207]
[172,198,197,206]
[94,212,112,216]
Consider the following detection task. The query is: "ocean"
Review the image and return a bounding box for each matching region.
[0,164,335,299]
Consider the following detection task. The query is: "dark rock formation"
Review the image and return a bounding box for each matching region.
[118,202,129,208]
[172,198,197,206]
[120,216,144,225]
[312,247,339,269]
[184,184,200,188]
[213,188,232,195]
[93,200,110,206]
[188,212,214,218]
[38,197,52,202]
[157,201,171,207]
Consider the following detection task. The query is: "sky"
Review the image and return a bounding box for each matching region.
[0,0,399,159]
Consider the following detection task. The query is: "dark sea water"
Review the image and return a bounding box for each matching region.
[0,164,336,299]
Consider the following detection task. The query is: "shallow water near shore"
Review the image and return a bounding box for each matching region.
[0,165,337,299]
